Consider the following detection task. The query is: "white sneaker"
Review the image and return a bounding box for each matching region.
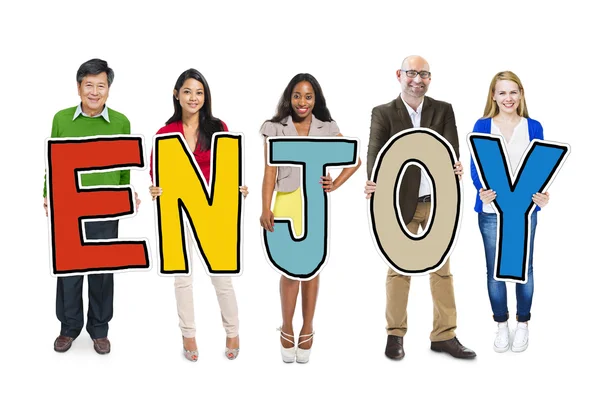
[512,322,529,352]
[493,321,510,353]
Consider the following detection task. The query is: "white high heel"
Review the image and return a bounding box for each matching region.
[295,331,314,364]
[277,327,295,363]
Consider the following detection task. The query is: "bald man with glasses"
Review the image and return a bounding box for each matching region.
[365,55,476,360]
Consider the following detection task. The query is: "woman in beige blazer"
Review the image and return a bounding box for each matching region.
[259,73,361,363]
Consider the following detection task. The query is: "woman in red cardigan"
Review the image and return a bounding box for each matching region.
[149,69,247,361]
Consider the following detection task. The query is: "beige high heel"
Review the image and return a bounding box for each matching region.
[225,348,239,360]
[182,336,198,362]
[225,335,240,360]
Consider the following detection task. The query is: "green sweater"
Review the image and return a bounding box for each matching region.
[43,106,131,197]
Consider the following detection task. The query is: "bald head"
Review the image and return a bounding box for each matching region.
[401,55,430,71]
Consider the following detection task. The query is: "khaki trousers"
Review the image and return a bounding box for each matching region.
[385,202,457,342]
[175,227,239,338]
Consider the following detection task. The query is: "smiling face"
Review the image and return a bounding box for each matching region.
[174,78,205,116]
[291,81,315,120]
[493,79,522,115]
[397,56,431,100]
[77,72,109,116]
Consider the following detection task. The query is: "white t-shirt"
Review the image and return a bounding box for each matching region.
[482,117,530,213]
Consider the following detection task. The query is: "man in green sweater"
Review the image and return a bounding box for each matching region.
[43,58,140,355]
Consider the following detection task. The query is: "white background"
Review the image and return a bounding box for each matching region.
[1,1,597,393]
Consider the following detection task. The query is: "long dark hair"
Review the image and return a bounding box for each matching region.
[268,73,333,123]
[166,68,223,151]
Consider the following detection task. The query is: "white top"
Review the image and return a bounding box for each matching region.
[400,96,429,197]
[482,117,530,213]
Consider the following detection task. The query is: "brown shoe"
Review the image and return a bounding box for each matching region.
[54,335,74,353]
[93,337,111,355]
[431,337,476,359]
[385,335,405,360]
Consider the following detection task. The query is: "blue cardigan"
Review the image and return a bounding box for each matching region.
[469,117,544,212]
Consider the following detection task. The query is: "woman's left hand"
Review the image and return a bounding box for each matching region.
[532,192,549,208]
[320,173,336,192]
[454,161,463,180]
[134,192,141,211]
[239,186,249,198]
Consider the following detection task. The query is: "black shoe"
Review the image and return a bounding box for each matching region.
[431,337,476,359]
[385,335,405,360]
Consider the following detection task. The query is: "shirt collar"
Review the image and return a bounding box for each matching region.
[400,95,423,116]
[73,103,110,122]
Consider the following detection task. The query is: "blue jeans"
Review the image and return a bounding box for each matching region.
[478,211,537,323]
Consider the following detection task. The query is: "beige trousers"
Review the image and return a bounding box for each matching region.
[385,202,457,342]
[175,227,239,338]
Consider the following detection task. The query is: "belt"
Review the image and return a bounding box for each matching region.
[417,194,431,203]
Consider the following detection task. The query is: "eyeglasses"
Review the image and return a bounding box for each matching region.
[401,69,431,79]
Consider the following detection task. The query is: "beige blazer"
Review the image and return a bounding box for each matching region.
[260,114,340,192]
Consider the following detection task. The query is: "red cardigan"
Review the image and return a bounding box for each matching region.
[149,120,228,184]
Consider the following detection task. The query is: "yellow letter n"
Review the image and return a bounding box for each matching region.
[153,132,243,276]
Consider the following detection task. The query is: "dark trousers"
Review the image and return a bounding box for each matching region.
[56,220,118,339]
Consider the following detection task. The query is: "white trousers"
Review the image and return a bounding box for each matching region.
[174,227,239,338]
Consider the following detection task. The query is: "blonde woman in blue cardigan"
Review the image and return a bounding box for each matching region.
[470,71,550,353]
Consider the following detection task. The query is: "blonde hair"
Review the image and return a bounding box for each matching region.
[482,71,529,119]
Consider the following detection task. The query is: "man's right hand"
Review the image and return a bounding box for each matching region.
[43,197,48,216]
[260,210,275,232]
[365,180,376,199]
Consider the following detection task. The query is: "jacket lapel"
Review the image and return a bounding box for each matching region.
[395,95,414,132]
[281,115,297,136]
[420,96,434,129]
[309,114,324,135]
